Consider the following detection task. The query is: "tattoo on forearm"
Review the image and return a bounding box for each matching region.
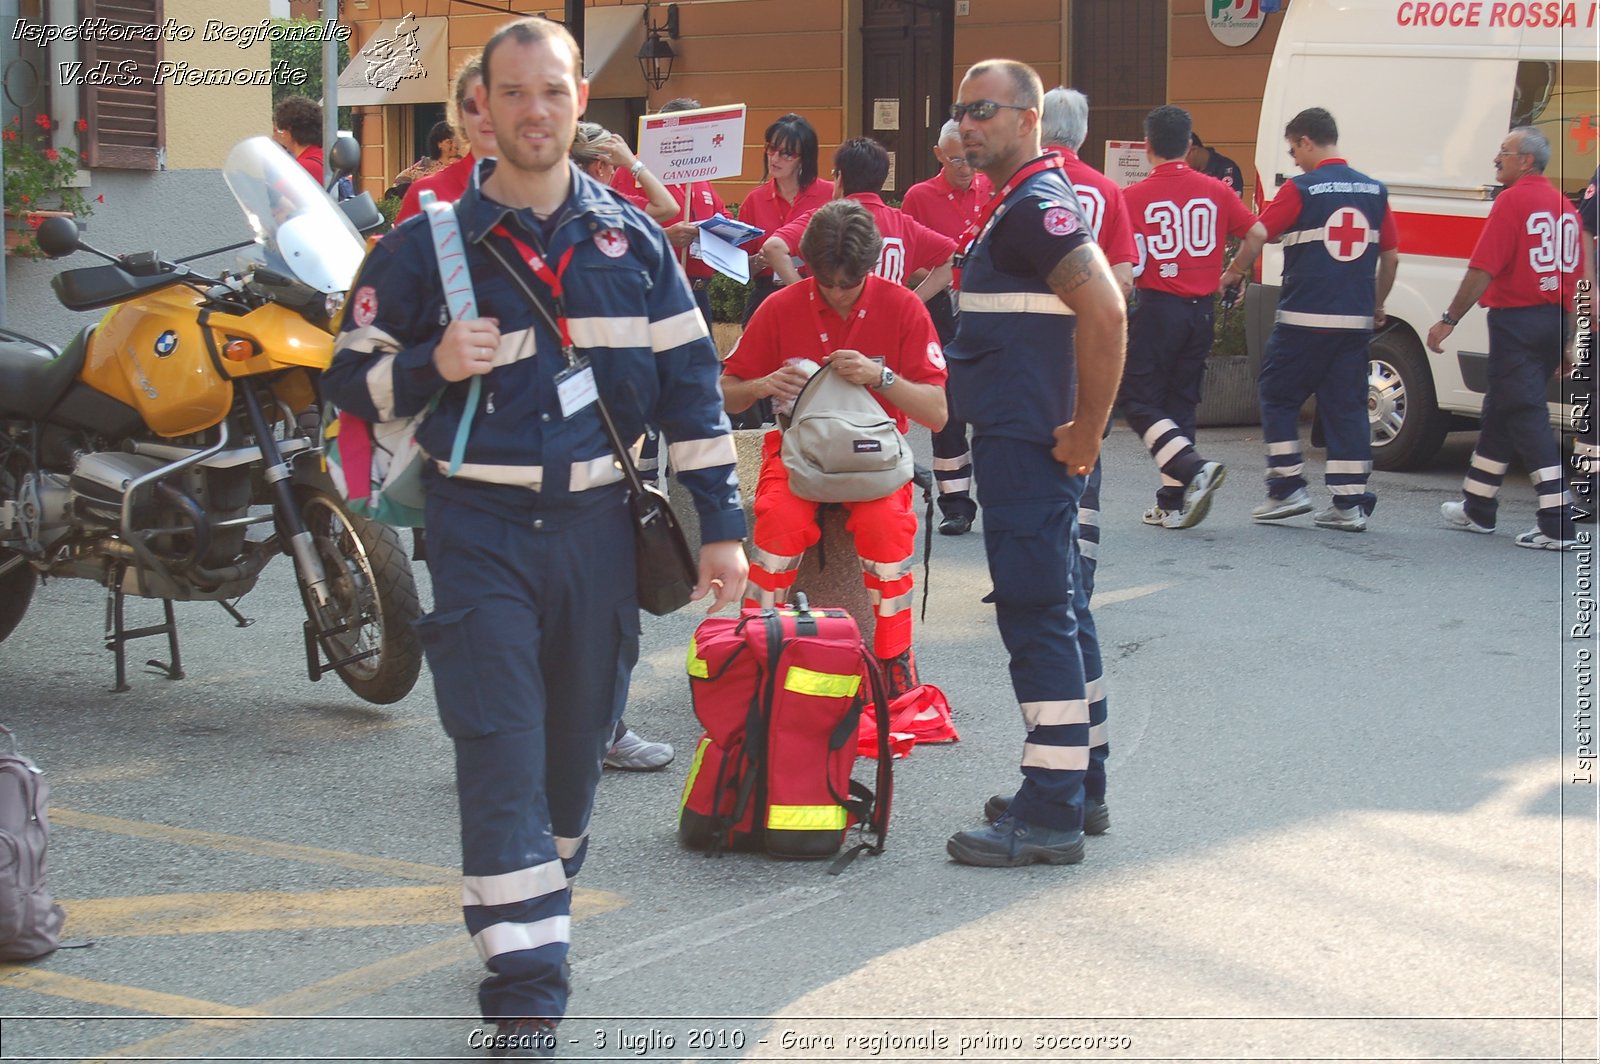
[1048,245,1101,300]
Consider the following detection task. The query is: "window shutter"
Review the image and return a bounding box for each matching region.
[79,0,164,170]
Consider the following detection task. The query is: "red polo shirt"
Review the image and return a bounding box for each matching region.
[295,145,325,187]
[772,192,956,287]
[723,275,946,434]
[1123,161,1262,297]
[1470,171,1585,307]
[901,170,993,240]
[610,172,726,281]
[396,154,477,222]
[1049,145,1137,268]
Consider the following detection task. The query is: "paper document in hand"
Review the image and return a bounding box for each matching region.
[694,227,750,284]
[696,213,764,247]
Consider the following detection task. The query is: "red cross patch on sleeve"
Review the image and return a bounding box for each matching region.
[1043,207,1080,237]
[351,286,379,327]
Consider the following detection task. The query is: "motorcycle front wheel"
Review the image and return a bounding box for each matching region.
[296,489,422,705]
[0,549,36,645]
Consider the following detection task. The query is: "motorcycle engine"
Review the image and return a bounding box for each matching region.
[70,452,166,530]
[69,451,253,570]
[2,471,73,553]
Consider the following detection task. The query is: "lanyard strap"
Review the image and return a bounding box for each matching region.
[808,284,868,353]
[493,223,577,349]
[957,154,1065,258]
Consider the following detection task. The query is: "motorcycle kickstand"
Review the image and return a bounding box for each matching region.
[103,564,185,692]
[218,598,254,628]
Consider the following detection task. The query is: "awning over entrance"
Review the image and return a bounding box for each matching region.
[336,15,449,106]
[584,5,647,100]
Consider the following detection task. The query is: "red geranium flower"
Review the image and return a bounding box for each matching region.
[18,194,29,204]
[33,113,53,131]
[27,214,42,229]
[96,194,105,203]
[43,148,59,162]
[1,129,15,143]
[75,118,88,133]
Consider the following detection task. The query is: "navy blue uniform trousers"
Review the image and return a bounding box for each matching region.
[414,482,638,1021]
[1119,291,1214,510]
[1258,325,1374,512]
[929,290,978,521]
[1459,305,1576,538]
[974,437,1103,831]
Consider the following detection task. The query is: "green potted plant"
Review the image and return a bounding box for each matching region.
[4,114,95,257]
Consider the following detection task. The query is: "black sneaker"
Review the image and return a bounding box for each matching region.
[984,793,1109,835]
[947,814,1085,867]
[879,648,919,701]
[487,1019,557,1058]
[938,513,973,536]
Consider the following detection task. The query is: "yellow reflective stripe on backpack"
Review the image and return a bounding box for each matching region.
[767,804,846,831]
[686,638,709,679]
[679,736,712,810]
[782,666,861,699]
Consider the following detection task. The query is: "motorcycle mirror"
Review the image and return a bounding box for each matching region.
[329,135,361,179]
[35,216,82,258]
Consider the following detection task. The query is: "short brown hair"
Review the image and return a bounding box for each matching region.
[482,16,582,88]
[799,200,881,282]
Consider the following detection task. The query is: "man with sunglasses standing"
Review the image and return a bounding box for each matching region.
[941,61,1127,868]
[1430,127,1591,550]
[903,119,994,537]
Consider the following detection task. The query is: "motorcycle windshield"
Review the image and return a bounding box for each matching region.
[222,136,365,295]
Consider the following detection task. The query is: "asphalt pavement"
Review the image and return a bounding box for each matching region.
[0,422,1593,1063]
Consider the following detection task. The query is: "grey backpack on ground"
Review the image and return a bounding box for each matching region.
[0,724,67,961]
[779,362,913,503]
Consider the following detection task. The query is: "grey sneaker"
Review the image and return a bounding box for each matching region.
[947,814,1085,867]
[1312,503,1367,532]
[1251,487,1313,522]
[1514,529,1579,551]
[1142,505,1177,527]
[1441,500,1494,534]
[604,728,674,771]
[1172,461,1226,529]
[984,793,1109,835]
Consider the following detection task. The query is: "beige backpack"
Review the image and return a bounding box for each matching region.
[779,362,912,503]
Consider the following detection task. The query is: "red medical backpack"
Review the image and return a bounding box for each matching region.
[679,599,892,865]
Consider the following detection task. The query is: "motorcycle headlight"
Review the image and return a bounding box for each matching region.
[325,292,346,324]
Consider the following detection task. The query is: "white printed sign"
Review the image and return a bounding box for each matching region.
[637,104,747,184]
[1104,140,1151,188]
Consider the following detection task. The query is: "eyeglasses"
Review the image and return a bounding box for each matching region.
[1494,149,1528,158]
[814,273,865,291]
[461,96,481,117]
[765,145,800,160]
[950,99,1027,121]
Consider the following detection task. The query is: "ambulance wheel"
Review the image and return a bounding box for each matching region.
[1369,331,1449,471]
[297,488,422,705]
[0,550,35,645]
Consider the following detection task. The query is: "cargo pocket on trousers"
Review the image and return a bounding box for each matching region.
[413,606,491,740]
[980,501,1075,608]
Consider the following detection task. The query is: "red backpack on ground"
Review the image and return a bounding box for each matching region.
[679,598,892,867]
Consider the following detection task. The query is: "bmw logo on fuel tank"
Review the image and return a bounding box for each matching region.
[154,330,178,357]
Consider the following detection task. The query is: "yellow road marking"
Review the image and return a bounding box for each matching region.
[61,882,627,938]
[50,808,456,883]
[0,968,264,1019]
[1095,582,1170,607]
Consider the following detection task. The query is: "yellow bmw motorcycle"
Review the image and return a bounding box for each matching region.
[0,137,421,704]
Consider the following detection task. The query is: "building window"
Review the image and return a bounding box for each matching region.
[79,0,165,169]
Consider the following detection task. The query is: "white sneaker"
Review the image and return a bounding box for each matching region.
[1514,529,1580,551]
[604,728,675,771]
[1252,487,1313,522]
[1440,500,1494,534]
[1173,461,1226,529]
[1312,504,1367,532]
[1142,505,1177,527]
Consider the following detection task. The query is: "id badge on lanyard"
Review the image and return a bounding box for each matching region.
[494,224,595,419]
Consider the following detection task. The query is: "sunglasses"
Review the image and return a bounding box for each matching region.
[461,96,481,117]
[814,273,865,291]
[766,144,800,160]
[950,99,1027,121]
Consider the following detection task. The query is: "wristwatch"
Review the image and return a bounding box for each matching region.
[629,159,646,179]
[1439,309,1459,326]
[873,365,896,390]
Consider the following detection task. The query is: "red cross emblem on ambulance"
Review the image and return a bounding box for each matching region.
[1323,207,1372,262]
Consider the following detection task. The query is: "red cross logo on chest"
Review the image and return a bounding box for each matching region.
[1324,207,1370,262]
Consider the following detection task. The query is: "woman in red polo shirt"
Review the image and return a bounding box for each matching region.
[737,113,834,324]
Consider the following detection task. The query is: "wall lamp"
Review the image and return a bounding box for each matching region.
[638,4,679,91]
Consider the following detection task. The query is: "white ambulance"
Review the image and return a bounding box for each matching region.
[1247,0,1597,469]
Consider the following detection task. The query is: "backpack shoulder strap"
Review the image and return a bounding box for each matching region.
[417,190,480,477]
